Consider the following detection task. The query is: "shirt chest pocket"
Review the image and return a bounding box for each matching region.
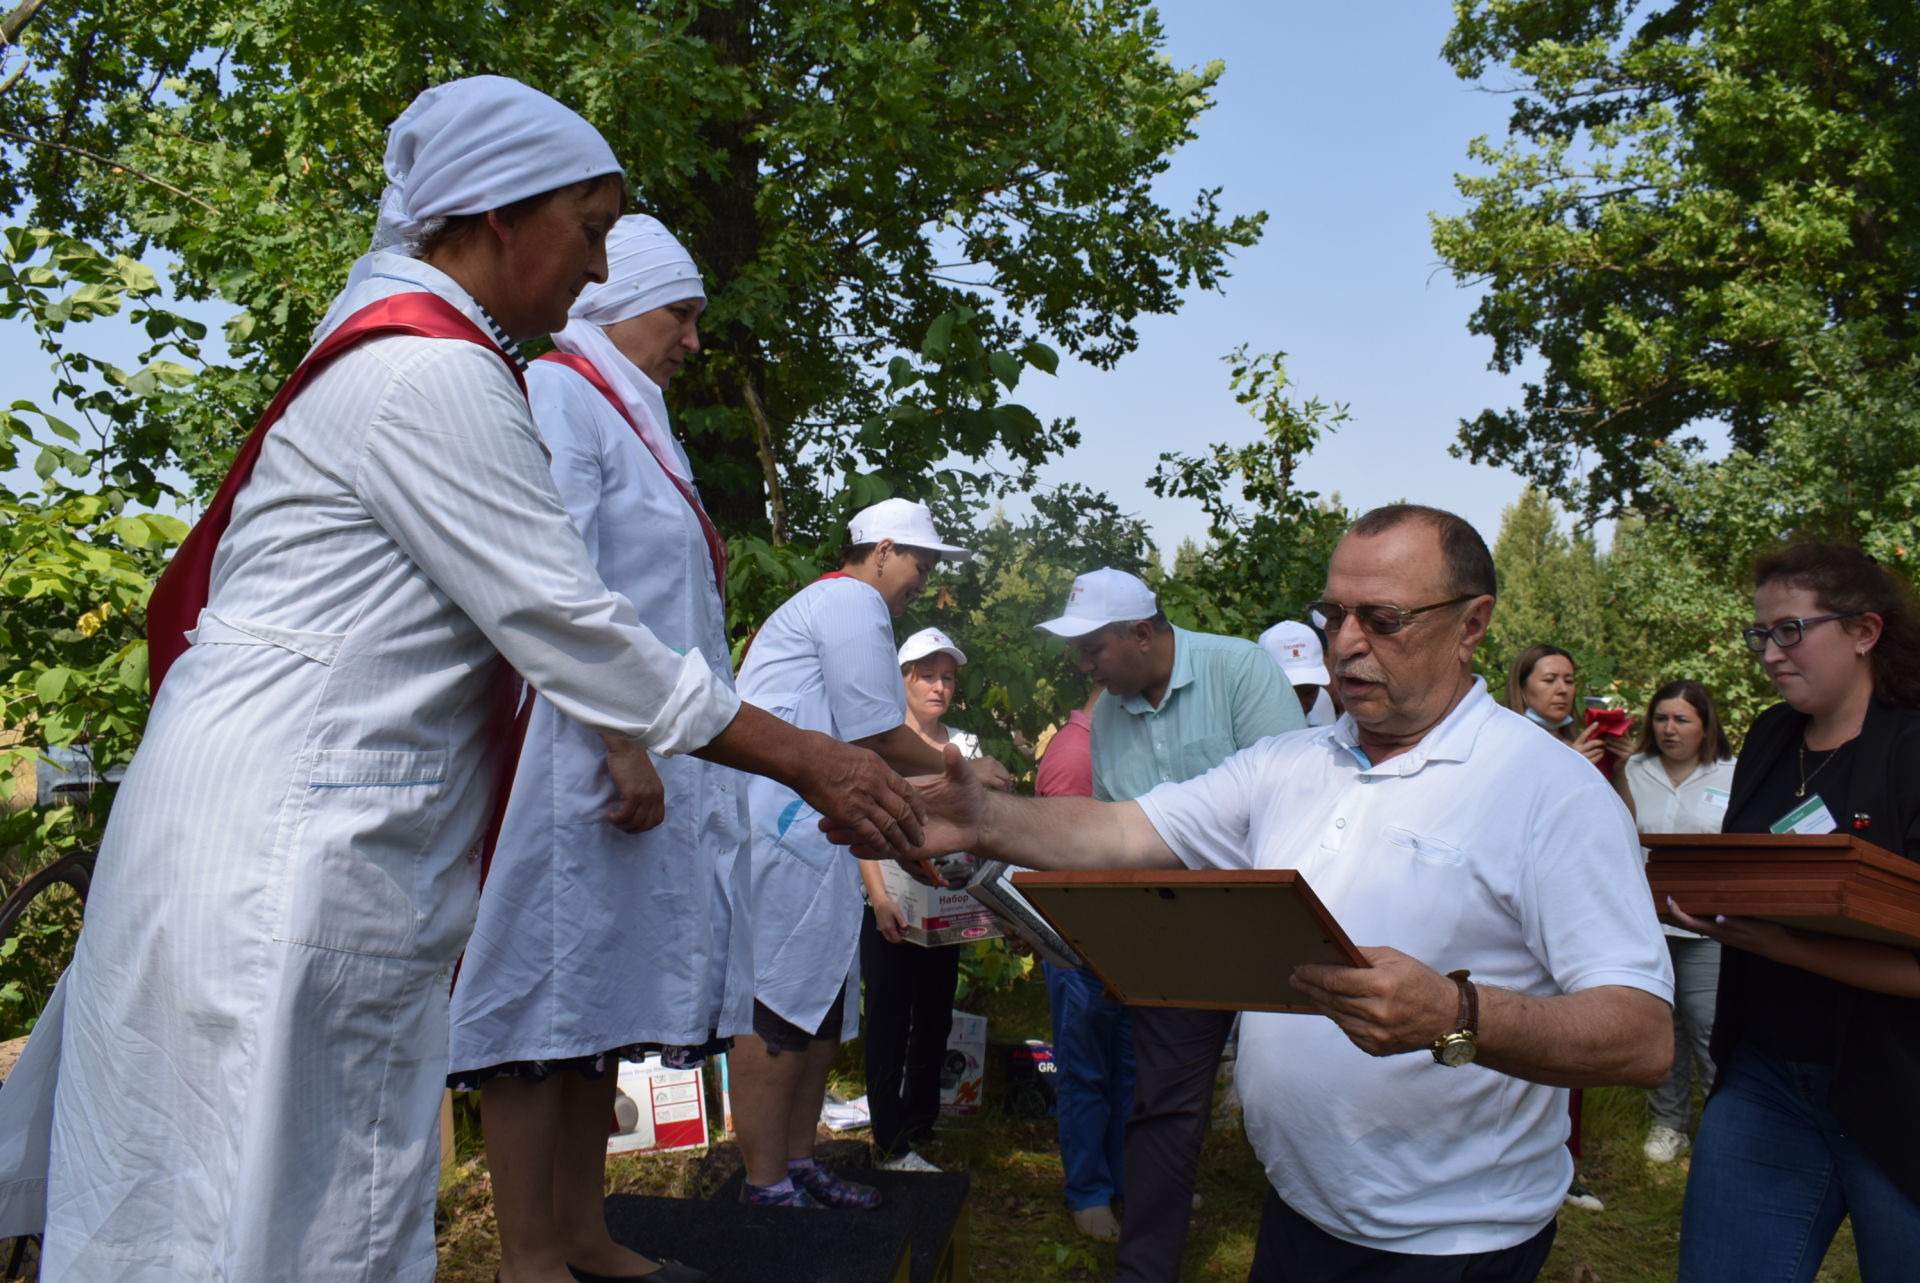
[1381,825,1466,869]
[1172,731,1238,785]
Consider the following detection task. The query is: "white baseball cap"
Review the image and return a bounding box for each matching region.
[847,498,973,562]
[898,627,968,667]
[1035,568,1159,638]
[1259,619,1330,686]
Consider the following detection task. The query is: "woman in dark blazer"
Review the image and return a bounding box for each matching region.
[1671,544,1920,1281]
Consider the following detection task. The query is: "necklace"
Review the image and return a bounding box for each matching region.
[1796,739,1844,799]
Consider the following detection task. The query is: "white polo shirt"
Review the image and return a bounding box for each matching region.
[1136,679,1673,1255]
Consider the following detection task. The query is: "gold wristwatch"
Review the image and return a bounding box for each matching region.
[1430,969,1479,1067]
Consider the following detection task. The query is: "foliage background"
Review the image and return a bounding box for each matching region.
[0,0,1307,1033]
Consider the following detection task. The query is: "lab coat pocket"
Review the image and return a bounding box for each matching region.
[274,747,450,959]
[765,797,834,876]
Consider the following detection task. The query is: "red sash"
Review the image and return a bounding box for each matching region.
[536,351,729,599]
[141,291,534,905]
[147,292,527,695]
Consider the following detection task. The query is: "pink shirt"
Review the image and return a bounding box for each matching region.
[1036,710,1093,799]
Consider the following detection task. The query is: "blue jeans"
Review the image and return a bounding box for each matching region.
[1679,1044,1920,1281]
[1045,962,1135,1210]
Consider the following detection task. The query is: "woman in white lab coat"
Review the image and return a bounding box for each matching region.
[449,215,743,1283]
[0,77,920,1283]
[730,501,1007,1209]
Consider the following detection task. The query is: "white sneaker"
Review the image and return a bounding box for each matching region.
[1564,1176,1605,1212]
[1643,1125,1690,1163]
[879,1150,941,1173]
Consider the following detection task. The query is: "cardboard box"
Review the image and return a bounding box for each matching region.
[608,1056,710,1155]
[898,880,1004,948]
[938,1010,987,1116]
[1001,1039,1056,1118]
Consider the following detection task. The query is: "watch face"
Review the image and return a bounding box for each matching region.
[1434,1034,1477,1067]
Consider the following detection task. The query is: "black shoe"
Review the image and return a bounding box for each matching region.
[568,1262,711,1283]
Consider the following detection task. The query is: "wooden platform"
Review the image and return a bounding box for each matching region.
[1645,833,1920,948]
[602,1167,970,1283]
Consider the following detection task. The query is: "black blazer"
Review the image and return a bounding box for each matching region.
[1717,698,1920,1202]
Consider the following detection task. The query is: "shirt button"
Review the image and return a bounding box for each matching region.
[1335,818,1347,829]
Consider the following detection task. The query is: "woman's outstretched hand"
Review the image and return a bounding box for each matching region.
[825,742,984,866]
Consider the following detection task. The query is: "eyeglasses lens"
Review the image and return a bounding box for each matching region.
[1309,602,1406,636]
[1744,620,1804,652]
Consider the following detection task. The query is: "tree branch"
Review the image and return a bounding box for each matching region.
[0,0,44,95]
[1,0,45,45]
[741,375,787,547]
[0,126,216,211]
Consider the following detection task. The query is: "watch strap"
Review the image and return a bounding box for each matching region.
[1446,969,1478,1035]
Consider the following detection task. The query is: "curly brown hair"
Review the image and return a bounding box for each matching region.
[1753,544,1920,709]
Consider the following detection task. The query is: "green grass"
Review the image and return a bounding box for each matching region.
[429,973,1864,1281]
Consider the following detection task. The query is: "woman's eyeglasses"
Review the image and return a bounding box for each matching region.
[1307,595,1475,637]
[1741,613,1860,653]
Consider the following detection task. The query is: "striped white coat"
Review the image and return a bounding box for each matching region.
[0,253,739,1282]
[447,354,753,1073]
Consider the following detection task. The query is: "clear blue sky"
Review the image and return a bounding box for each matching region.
[1014,0,1544,556]
[3,2,1553,550]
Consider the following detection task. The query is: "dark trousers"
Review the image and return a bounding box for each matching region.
[859,906,961,1159]
[1249,1187,1557,1283]
[1112,1005,1235,1283]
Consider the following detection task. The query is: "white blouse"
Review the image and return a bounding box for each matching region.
[1622,752,1738,938]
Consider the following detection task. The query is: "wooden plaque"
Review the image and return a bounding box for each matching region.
[1644,834,1920,949]
[1008,869,1366,1013]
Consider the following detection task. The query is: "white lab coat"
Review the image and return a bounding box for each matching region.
[0,253,740,1283]
[736,577,904,1037]
[448,356,752,1071]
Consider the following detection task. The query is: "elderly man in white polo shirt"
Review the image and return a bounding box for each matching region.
[856,505,1674,1282]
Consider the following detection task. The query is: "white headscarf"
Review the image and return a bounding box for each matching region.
[549,215,705,482]
[318,75,623,337]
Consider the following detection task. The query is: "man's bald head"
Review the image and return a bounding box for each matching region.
[1347,504,1496,602]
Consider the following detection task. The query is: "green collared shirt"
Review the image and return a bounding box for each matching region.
[1090,625,1304,802]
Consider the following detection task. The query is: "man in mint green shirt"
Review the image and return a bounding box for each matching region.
[1036,567,1303,1281]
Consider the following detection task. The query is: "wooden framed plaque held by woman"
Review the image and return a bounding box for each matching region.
[1645,833,1920,949]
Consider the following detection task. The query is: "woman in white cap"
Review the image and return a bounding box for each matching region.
[447,214,736,1283]
[731,501,1010,1208]
[0,77,921,1283]
[858,627,988,1174]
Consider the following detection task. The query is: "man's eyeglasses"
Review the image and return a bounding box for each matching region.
[1307,595,1476,637]
[1741,613,1861,653]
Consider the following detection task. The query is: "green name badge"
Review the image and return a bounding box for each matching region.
[1771,794,1837,836]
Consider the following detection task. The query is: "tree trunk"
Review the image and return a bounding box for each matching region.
[684,0,773,539]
